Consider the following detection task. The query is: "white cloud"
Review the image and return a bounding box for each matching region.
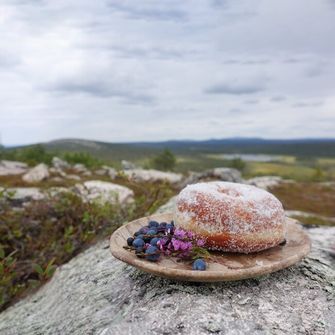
[0,0,334,145]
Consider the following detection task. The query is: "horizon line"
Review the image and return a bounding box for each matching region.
[3,136,335,148]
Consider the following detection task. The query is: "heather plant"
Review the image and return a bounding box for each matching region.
[0,179,175,311]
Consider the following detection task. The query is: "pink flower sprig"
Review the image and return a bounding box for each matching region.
[157,228,209,260]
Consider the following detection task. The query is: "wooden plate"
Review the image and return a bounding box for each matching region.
[110,213,311,282]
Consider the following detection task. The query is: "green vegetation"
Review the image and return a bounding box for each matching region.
[0,178,175,311]
[150,149,176,171]
[228,158,246,171]
[0,145,53,166]
[63,152,103,168]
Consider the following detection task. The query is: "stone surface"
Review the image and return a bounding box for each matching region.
[124,168,183,184]
[181,168,242,188]
[52,157,70,170]
[121,160,137,170]
[102,166,117,179]
[65,174,81,181]
[22,164,50,183]
[211,168,242,182]
[0,160,28,176]
[245,176,283,190]
[0,200,334,335]
[94,166,116,179]
[4,187,45,202]
[73,164,91,175]
[74,180,134,206]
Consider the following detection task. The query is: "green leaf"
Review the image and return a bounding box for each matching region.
[5,257,15,267]
[45,265,57,278]
[33,264,44,276]
[28,279,40,288]
[0,247,4,259]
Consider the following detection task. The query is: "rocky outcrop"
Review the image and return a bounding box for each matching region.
[124,169,183,184]
[22,164,49,183]
[94,166,117,179]
[73,164,89,174]
[0,160,28,176]
[245,176,283,190]
[181,167,242,187]
[52,157,70,170]
[74,180,134,206]
[3,187,45,202]
[0,200,334,335]
[121,160,137,170]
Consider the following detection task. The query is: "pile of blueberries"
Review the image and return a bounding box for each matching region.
[125,220,207,271]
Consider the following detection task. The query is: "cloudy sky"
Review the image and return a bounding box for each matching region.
[0,0,334,145]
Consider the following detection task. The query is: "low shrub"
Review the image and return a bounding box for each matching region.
[0,178,175,311]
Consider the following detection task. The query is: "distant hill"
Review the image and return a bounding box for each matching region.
[129,138,335,157]
[7,137,335,160]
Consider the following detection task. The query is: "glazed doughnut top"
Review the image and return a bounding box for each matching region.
[175,181,286,253]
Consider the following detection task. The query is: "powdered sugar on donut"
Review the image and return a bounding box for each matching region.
[174,181,286,253]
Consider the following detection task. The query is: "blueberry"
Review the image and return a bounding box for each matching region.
[166,223,174,233]
[132,238,145,248]
[192,259,206,271]
[150,237,160,246]
[143,236,152,243]
[147,229,157,235]
[134,231,141,237]
[127,237,134,246]
[136,234,144,240]
[139,227,149,234]
[145,245,160,262]
[159,222,167,228]
[148,221,159,228]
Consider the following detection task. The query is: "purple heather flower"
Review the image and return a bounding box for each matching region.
[186,231,195,239]
[171,238,193,252]
[196,239,206,247]
[174,228,187,239]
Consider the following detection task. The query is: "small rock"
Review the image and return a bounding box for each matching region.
[74,180,134,206]
[93,165,116,178]
[5,187,45,202]
[50,177,63,183]
[181,167,242,187]
[94,169,107,176]
[52,157,70,170]
[0,160,28,176]
[22,164,49,183]
[65,174,81,181]
[211,167,242,182]
[73,164,90,175]
[47,187,72,197]
[124,169,183,184]
[102,166,117,179]
[121,160,137,170]
[245,176,283,190]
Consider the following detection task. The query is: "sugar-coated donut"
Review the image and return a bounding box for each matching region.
[175,181,286,253]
